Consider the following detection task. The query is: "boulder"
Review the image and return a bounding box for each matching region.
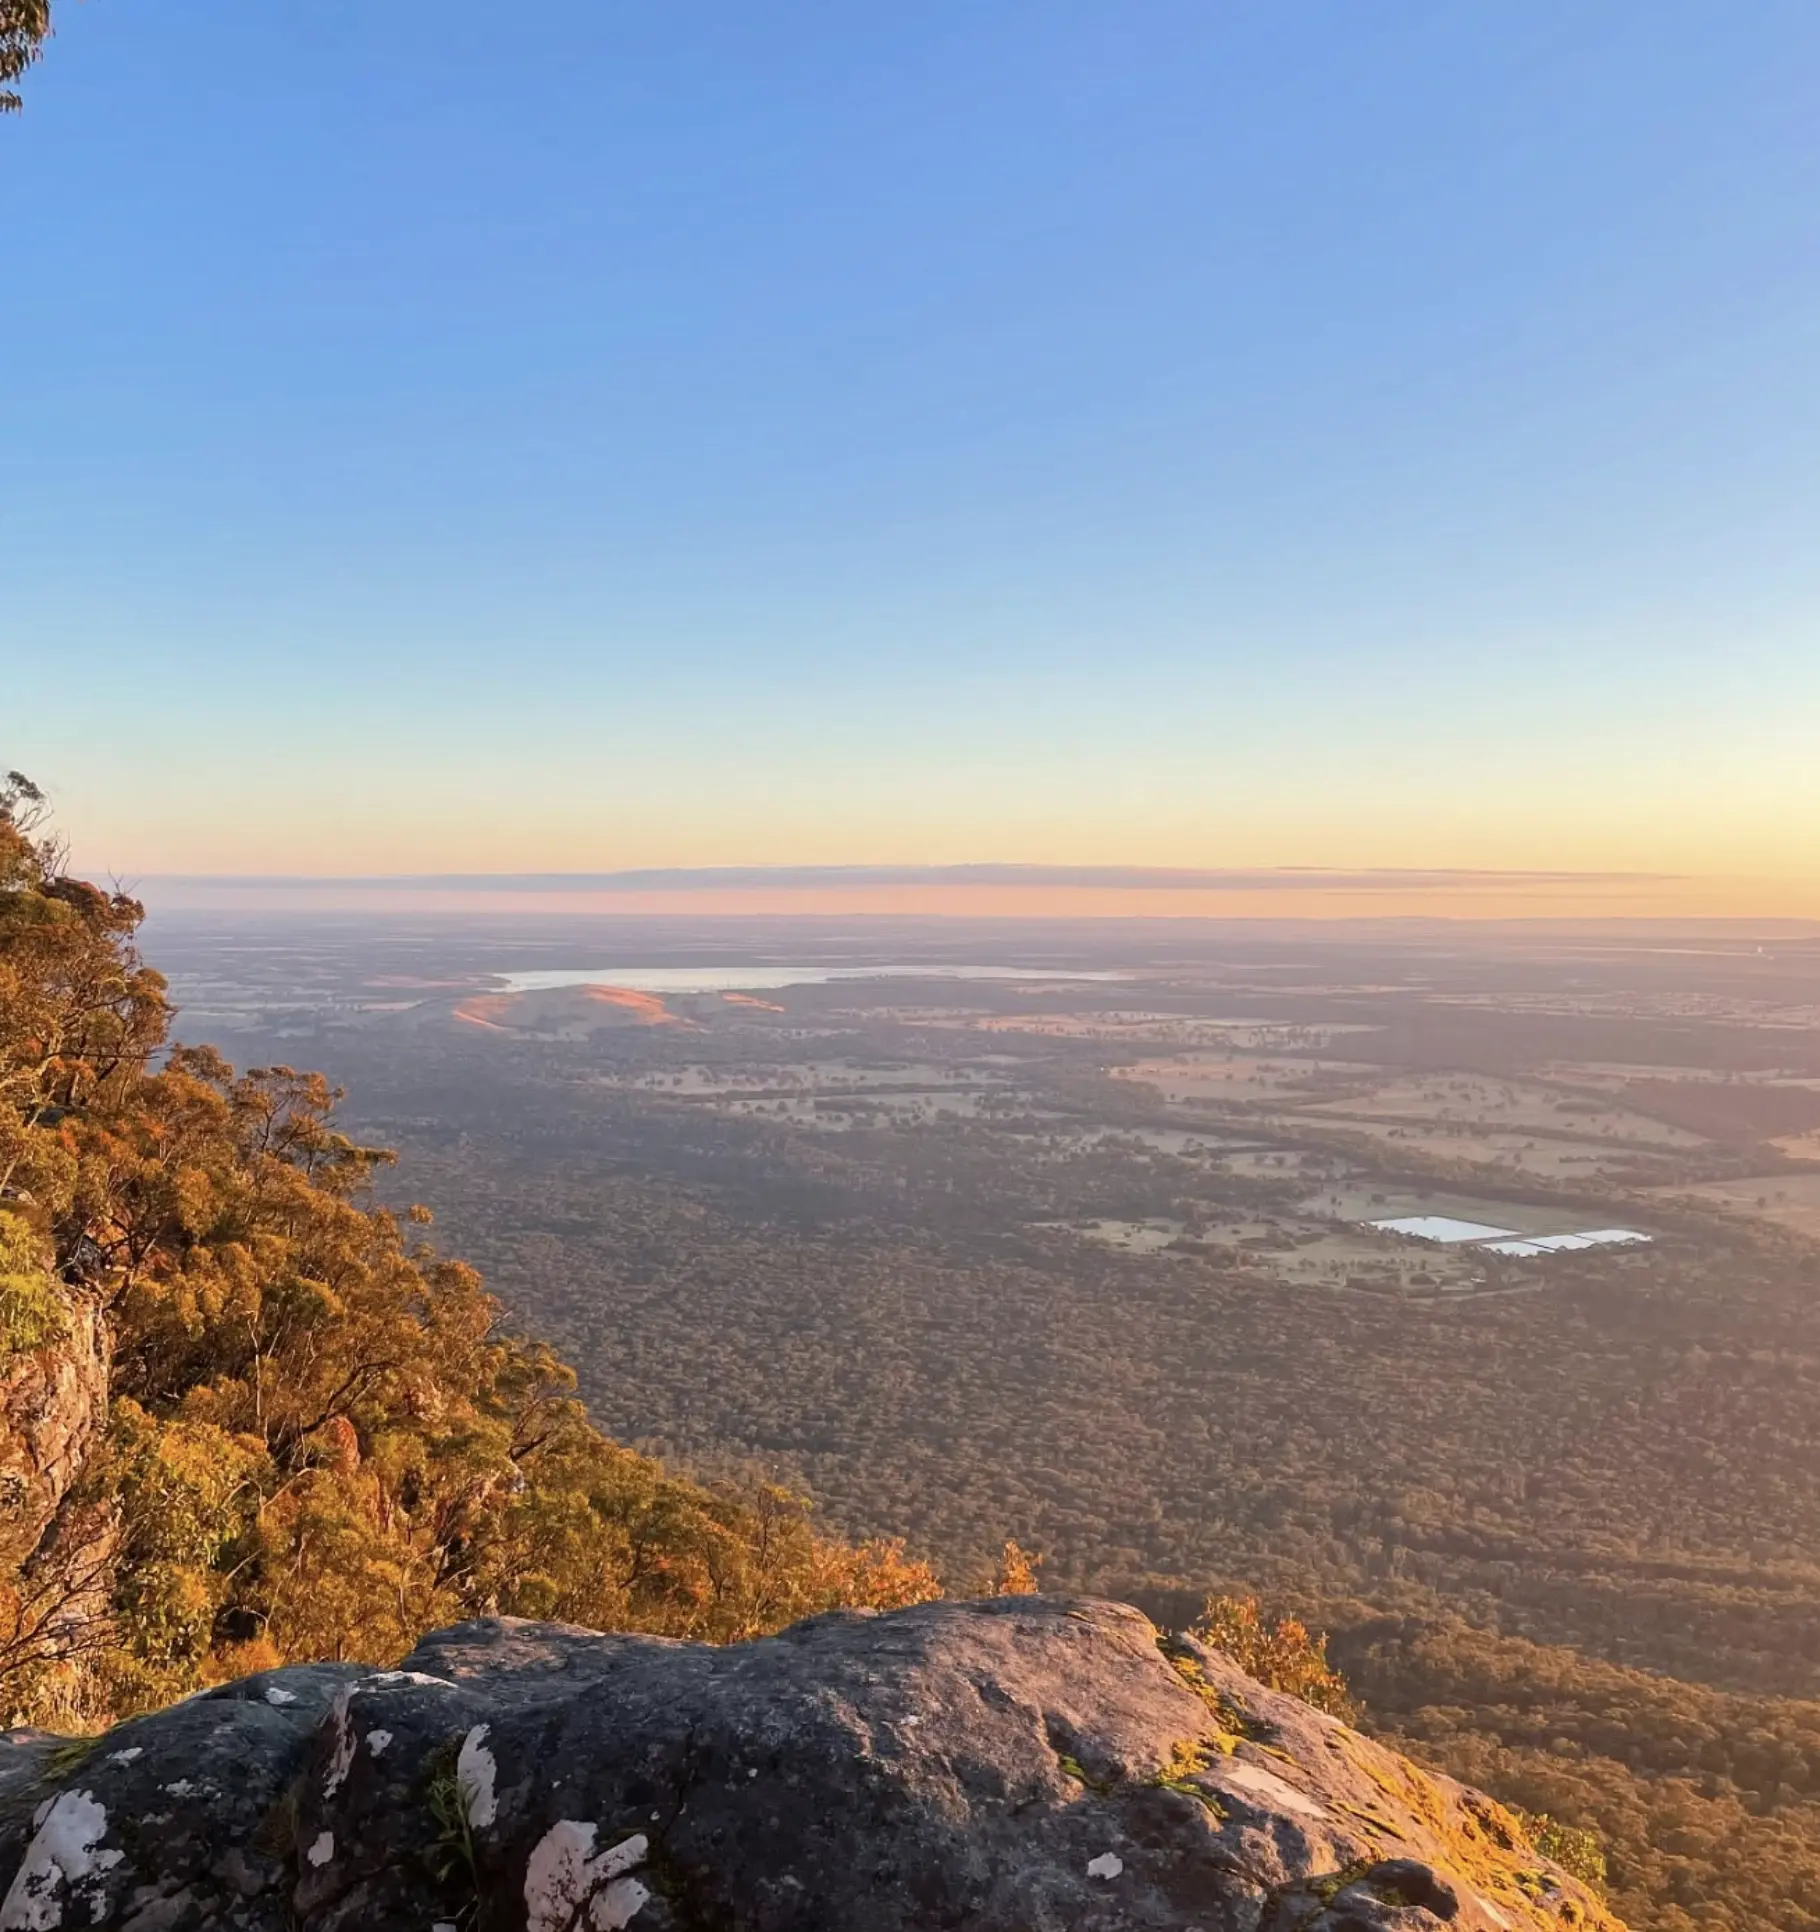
[0,1596,1621,1931]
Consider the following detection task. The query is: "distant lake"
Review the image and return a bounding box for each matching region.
[494,965,1129,994]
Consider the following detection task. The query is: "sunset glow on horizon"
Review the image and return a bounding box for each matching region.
[137,867,1820,925]
[8,3,1820,916]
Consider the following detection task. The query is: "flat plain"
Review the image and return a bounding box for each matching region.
[147,909,1820,1675]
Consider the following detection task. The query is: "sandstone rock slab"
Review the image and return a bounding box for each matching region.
[0,1597,1620,1932]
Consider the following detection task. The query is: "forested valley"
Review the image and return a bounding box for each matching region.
[12,797,1820,1929]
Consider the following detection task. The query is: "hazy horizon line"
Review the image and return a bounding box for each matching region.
[129,863,1820,925]
[133,863,1684,893]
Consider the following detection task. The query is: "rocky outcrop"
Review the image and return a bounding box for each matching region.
[0,1596,1620,1931]
[0,1282,107,1571]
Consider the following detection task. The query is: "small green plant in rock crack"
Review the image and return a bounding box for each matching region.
[1307,1859,1375,1904]
[1147,1738,1227,1817]
[424,1739,482,1927]
[1055,1752,1114,1796]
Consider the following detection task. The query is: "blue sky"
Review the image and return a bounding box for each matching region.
[6,2,1819,904]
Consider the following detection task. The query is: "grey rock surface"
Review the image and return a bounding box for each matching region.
[0,1596,1619,1931]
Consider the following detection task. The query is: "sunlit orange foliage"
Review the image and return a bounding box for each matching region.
[1190,1594,1353,1717]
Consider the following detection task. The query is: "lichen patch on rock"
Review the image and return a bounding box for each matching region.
[0,1790,122,1931]
[455,1724,498,1829]
[524,1822,650,1932]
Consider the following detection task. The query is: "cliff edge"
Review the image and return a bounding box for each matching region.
[0,1595,1619,1931]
